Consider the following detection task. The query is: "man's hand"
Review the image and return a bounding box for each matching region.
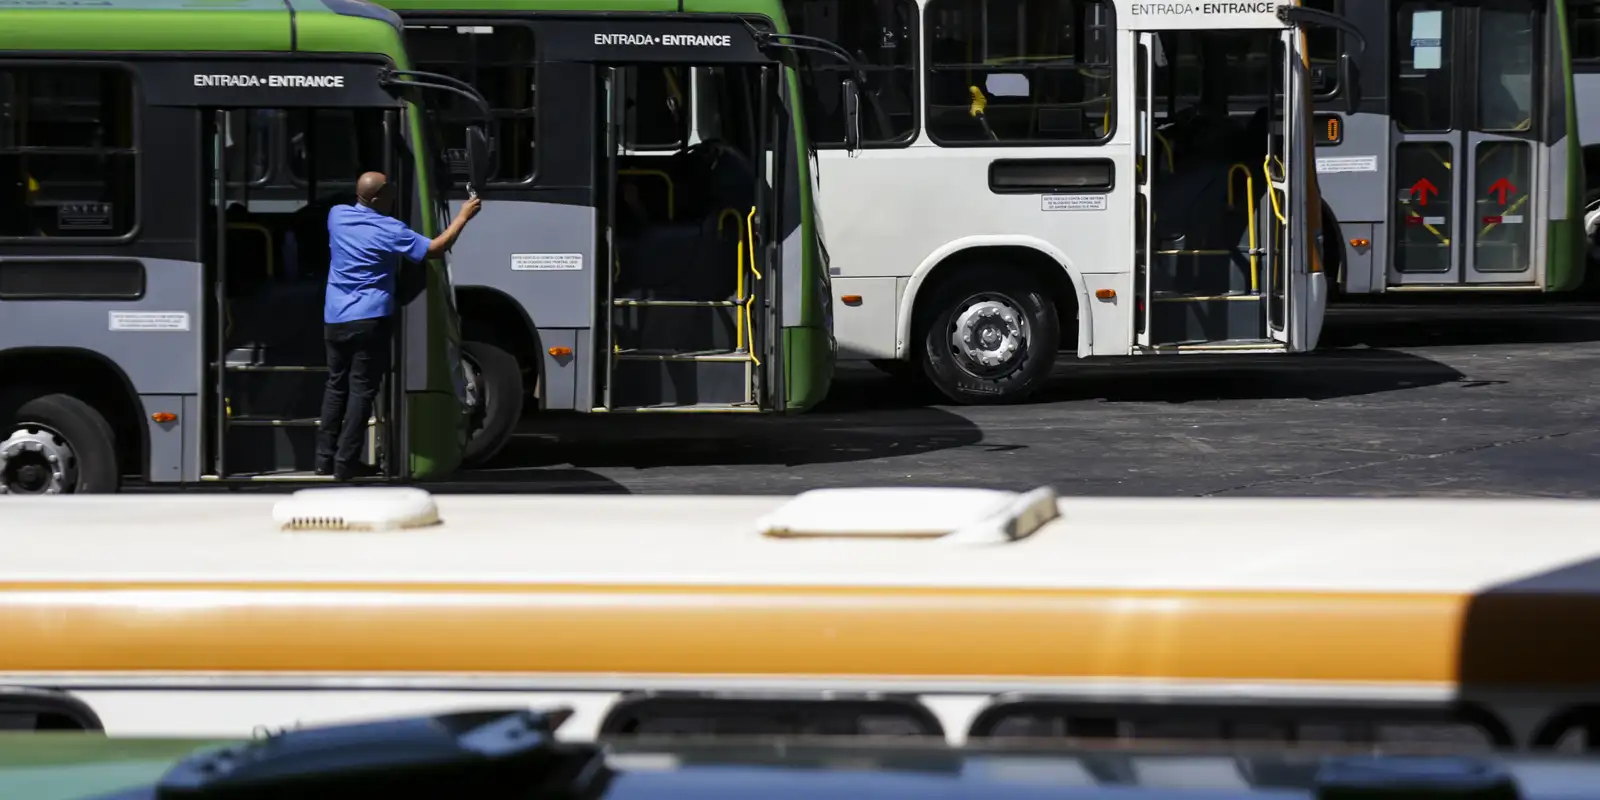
[459,196,483,223]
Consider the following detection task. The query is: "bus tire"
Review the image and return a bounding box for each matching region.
[0,392,119,495]
[460,340,523,468]
[918,266,1059,405]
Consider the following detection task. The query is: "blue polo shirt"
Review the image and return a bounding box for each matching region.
[324,203,432,324]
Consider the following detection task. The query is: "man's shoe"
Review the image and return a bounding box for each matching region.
[313,460,334,477]
[333,462,381,481]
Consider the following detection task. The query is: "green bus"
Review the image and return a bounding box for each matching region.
[367,1,855,463]
[0,0,505,493]
[1309,0,1587,295]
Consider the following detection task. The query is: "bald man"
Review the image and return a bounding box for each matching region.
[316,171,481,481]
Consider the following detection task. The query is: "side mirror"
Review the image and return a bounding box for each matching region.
[841,78,863,156]
[464,124,493,198]
[1340,53,1361,114]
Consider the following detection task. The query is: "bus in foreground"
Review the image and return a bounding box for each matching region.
[1307,0,1587,297]
[0,0,505,493]
[3,486,1600,751]
[335,1,856,465]
[777,0,1353,404]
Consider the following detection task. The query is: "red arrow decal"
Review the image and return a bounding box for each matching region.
[1409,178,1439,207]
[1487,178,1517,205]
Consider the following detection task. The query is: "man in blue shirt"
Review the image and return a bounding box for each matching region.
[316,171,480,481]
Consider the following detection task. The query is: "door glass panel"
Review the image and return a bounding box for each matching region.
[1473,140,1532,273]
[1477,8,1535,132]
[1393,4,1453,132]
[1394,142,1454,273]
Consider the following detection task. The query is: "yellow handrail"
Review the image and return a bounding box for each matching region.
[618,168,675,220]
[1263,155,1287,224]
[1154,131,1174,173]
[738,206,761,366]
[1227,163,1260,293]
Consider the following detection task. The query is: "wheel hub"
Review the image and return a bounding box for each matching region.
[952,299,1027,369]
[0,426,78,495]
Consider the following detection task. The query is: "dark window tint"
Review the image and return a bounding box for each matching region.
[925,0,1113,145]
[972,703,1502,750]
[1305,0,1341,97]
[1572,0,1600,62]
[601,697,943,738]
[0,65,137,238]
[623,66,689,150]
[1393,3,1455,132]
[405,24,537,184]
[285,108,388,186]
[785,0,919,146]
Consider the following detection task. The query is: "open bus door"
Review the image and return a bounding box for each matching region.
[1266,24,1324,352]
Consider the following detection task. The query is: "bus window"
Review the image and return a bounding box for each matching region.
[784,0,918,146]
[0,65,136,238]
[1572,0,1600,64]
[599,696,944,739]
[924,0,1113,144]
[623,66,688,150]
[286,109,387,188]
[404,23,537,185]
[970,703,1504,750]
[1394,4,1454,133]
[1304,0,1341,98]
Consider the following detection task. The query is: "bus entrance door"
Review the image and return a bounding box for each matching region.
[1268,26,1326,352]
[202,108,399,482]
[597,61,782,412]
[1387,2,1541,289]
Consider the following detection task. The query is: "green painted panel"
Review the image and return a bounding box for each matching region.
[0,10,293,51]
[376,0,677,12]
[0,0,283,9]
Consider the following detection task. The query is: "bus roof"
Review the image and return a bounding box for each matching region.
[0,0,408,57]
[4,491,1600,592]
[4,489,1599,688]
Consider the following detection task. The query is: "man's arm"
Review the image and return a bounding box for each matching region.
[425,197,482,259]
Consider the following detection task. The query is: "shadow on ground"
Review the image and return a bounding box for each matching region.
[475,397,983,472]
[1323,301,1600,349]
[815,347,1466,409]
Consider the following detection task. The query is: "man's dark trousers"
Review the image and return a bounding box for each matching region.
[315,316,391,478]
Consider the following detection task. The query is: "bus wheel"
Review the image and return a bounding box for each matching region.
[919,266,1059,405]
[0,393,118,495]
[460,340,523,468]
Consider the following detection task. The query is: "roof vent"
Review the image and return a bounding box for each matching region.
[756,486,1058,545]
[272,487,441,532]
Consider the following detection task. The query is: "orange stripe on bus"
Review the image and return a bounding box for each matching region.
[1,582,1597,686]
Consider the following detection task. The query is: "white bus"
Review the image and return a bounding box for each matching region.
[781,0,1356,403]
[3,486,1599,752]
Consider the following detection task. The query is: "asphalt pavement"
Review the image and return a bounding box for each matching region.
[440,301,1600,498]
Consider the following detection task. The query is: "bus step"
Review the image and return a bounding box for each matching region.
[199,471,382,482]
[227,416,321,427]
[1150,291,1262,302]
[613,349,752,363]
[597,403,764,413]
[222,364,330,373]
[1140,339,1288,354]
[612,298,740,308]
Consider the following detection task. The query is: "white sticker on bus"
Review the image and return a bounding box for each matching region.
[1423,216,1447,225]
[1315,156,1378,174]
[109,312,190,332]
[1042,194,1108,212]
[511,253,584,271]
